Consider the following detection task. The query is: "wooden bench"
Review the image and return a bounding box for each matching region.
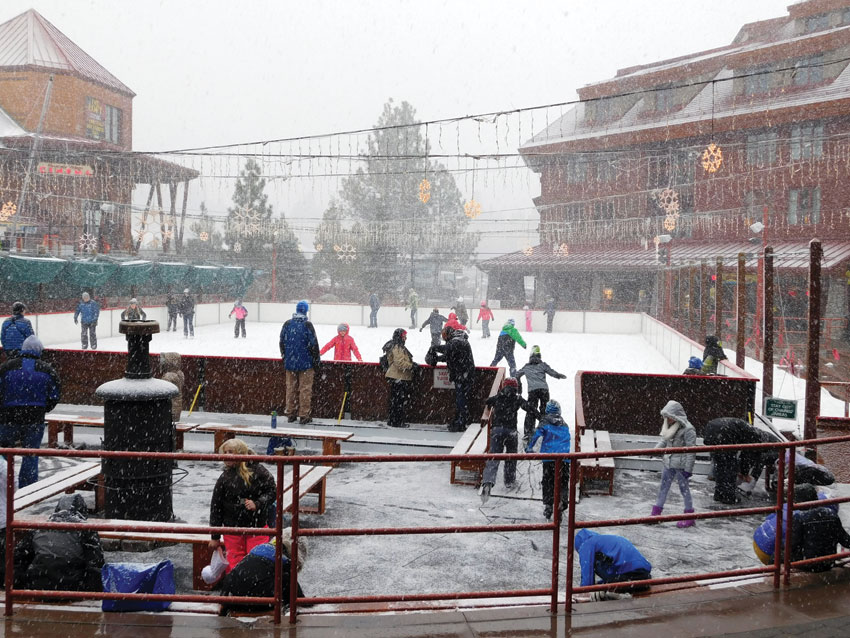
[14,461,104,512]
[195,423,353,461]
[16,464,332,591]
[578,429,615,496]
[449,424,489,485]
[46,414,200,450]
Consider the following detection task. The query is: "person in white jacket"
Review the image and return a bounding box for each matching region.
[650,400,697,528]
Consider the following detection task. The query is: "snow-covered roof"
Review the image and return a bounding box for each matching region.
[0,9,134,96]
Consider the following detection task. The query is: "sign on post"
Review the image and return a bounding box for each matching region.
[433,368,455,389]
[764,397,797,420]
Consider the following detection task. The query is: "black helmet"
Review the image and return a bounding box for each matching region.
[11,301,25,314]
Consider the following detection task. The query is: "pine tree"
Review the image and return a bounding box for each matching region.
[226,158,274,255]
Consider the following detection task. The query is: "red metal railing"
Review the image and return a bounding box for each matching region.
[3,434,850,624]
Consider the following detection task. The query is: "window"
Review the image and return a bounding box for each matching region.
[746,132,778,166]
[566,159,587,184]
[805,14,829,33]
[743,68,772,96]
[588,98,612,122]
[843,8,850,25]
[593,200,615,220]
[791,123,824,160]
[655,86,676,112]
[104,105,122,145]
[596,158,617,182]
[793,55,823,86]
[788,188,820,225]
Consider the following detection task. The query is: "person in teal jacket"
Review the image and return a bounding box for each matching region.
[574,529,652,592]
[489,319,526,376]
[526,400,571,519]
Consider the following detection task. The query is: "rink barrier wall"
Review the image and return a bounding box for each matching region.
[16,303,646,348]
[575,369,758,437]
[38,348,501,424]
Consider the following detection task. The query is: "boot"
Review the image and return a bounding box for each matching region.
[677,508,695,528]
[543,505,553,520]
[479,482,492,504]
[650,505,663,517]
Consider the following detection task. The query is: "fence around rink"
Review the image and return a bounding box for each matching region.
[3,435,850,625]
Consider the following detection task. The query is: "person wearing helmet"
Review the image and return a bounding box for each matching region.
[320,324,362,362]
[279,301,320,425]
[683,356,703,375]
[178,289,195,338]
[419,308,447,347]
[229,299,249,338]
[120,298,146,322]
[479,377,539,503]
[1,301,34,359]
[476,301,494,339]
[383,328,416,427]
[73,292,100,349]
[526,399,572,520]
[489,319,526,377]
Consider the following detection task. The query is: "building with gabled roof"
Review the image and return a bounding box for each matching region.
[481,0,850,340]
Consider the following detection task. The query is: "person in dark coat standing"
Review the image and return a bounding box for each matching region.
[454,297,469,327]
[279,300,320,425]
[166,294,179,332]
[73,292,100,350]
[514,345,566,444]
[480,378,539,502]
[543,297,556,333]
[209,438,276,573]
[702,335,728,374]
[178,289,195,338]
[0,336,60,487]
[435,327,475,432]
[1,302,34,358]
[368,292,380,328]
[420,308,447,347]
[702,417,763,504]
[17,494,104,593]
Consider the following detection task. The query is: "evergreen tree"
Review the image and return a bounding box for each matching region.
[226,158,274,255]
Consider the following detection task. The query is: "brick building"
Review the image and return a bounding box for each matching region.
[482,0,850,335]
[0,9,196,255]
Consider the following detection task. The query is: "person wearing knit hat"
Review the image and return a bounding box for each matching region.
[228,299,249,338]
[682,356,703,375]
[526,399,572,520]
[120,298,147,322]
[489,319,527,377]
[320,324,362,362]
[279,301,320,424]
[1,301,34,358]
[73,292,100,349]
[515,346,567,446]
[0,335,60,487]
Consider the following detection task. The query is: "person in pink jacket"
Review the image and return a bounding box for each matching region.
[229,299,249,338]
[524,305,533,332]
[320,324,363,362]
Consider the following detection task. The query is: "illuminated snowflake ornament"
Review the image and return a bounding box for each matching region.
[656,188,680,215]
[78,233,97,252]
[523,245,534,256]
[0,201,16,221]
[663,214,678,232]
[419,178,431,204]
[464,199,482,219]
[199,232,209,242]
[701,143,723,173]
[233,242,242,253]
[334,243,357,263]
[555,243,569,256]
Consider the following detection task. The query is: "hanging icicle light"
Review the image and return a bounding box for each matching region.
[464,199,482,219]
[701,143,723,173]
[418,178,431,204]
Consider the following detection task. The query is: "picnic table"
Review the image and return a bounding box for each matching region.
[45,414,201,449]
[194,423,353,460]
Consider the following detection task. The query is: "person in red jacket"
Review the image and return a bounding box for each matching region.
[320,324,363,362]
[476,301,494,339]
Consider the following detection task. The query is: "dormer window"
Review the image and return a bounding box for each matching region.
[805,13,829,33]
[655,86,676,112]
[793,55,823,86]
[743,67,772,96]
[588,98,613,122]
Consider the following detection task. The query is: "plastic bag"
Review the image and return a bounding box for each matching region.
[102,560,175,612]
[201,547,228,585]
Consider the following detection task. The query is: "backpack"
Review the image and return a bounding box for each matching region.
[379,341,393,372]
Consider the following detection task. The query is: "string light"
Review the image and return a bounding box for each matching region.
[418,178,431,204]
[701,143,723,173]
[464,199,482,219]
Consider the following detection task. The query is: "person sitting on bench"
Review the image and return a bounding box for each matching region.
[574,529,652,592]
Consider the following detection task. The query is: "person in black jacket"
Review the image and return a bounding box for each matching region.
[702,417,763,504]
[702,335,728,374]
[209,438,276,573]
[793,506,850,572]
[166,294,179,332]
[0,335,60,487]
[435,327,475,432]
[420,308,447,347]
[17,494,104,593]
[479,377,539,502]
[178,288,195,338]
[368,292,380,328]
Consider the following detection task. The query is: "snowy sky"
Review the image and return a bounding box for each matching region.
[2,0,794,254]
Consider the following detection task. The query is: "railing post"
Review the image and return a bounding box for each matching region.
[804,239,822,451]
[564,460,578,615]
[736,252,746,368]
[715,257,723,342]
[700,260,708,343]
[273,460,284,625]
[772,450,785,589]
[763,247,774,401]
[5,452,14,617]
[289,461,301,625]
[783,450,797,586]
[550,458,562,614]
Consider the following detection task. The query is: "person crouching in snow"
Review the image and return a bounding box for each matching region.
[489,318,526,377]
[229,299,248,338]
[650,400,697,528]
[526,400,571,520]
[480,377,539,503]
[515,345,567,446]
[320,324,362,362]
[575,529,652,593]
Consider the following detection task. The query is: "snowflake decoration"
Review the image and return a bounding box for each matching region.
[464,199,482,219]
[78,233,97,252]
[663,214,678,232]
[232,205,263,236]
[0,201,16,221]
[701,143,723,173]
[233,241,242,253]
[199,232,209,242]
[656,188,680,215]
[555,243,569,256]
[523,245,534,256]
[162,229,173,240]
[334,243,357,263]
[419,178,431,204]
[314,242,324,252]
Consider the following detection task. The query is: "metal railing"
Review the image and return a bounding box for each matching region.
[3,434,850,624]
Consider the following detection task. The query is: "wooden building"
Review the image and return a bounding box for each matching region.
[0,9,196,255]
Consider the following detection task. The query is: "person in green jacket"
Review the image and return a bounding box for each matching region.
[489,318,526,376]
[405,288,420,329]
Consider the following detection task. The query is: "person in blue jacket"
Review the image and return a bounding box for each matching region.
[73,292,100,350]
[752,483,833,565]
[0,336,60,487]
[574,529,652,592]
[1,302,34,358]
[526,400,571,520]
[279,301,320,425]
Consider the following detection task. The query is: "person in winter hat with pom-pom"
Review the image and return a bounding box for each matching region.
[651,400,697,528]
[489,319,526,377]
[526,399,571,519]
[683,356,703,375]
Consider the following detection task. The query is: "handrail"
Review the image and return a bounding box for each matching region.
[2,434,849,624]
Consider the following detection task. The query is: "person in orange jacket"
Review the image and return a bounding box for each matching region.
[319,324,363,362]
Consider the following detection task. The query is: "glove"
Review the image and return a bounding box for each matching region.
[682,471,692,479]
[74,319,78,324]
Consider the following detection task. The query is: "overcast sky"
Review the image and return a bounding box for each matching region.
[3,0,794,254]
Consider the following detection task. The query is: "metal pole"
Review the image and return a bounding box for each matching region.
[688,262,696,339]
[804,240,823,450]
[700,260,708,343]
[564,460,578,615]
[4,453,14,617]
[274,461,284,625]
[715,258,723,342]
[772,451,785,589]
[289,462,302,625]
[763,247,774,402]
[783,451,797,586]
[550,459,562,614]
[736,253,746,368]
